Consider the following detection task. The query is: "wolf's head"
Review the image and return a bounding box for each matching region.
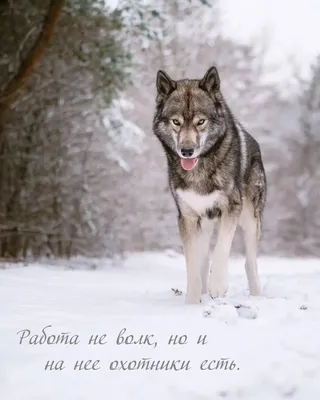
[153,66,227,171]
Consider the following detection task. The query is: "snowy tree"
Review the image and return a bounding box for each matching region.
[0,0,158,258]
[273,56,320,256]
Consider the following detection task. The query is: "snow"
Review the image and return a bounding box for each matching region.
[1,252,320,399]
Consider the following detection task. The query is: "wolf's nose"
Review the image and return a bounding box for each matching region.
[181,148,194,157]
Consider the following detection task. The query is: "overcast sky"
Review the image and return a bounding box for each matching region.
[219,0,320,83]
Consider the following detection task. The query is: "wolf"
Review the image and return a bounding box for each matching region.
[152,66,267,304]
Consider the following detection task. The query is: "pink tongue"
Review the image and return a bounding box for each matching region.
[181,158,197,171]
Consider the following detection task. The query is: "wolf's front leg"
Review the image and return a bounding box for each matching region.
[209,212,238,298]
[178,214,213,304]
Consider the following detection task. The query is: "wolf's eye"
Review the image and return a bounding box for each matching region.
[172,119,181,126]
[197,119,206,126]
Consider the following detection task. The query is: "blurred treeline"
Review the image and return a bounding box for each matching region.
[0,0,319,259]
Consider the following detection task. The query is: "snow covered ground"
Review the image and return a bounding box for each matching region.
[1,251,320,400]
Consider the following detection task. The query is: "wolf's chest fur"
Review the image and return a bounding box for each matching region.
[176,188,228,216]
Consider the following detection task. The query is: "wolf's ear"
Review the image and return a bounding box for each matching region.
[199,66,220,94]
[156,70,176,96]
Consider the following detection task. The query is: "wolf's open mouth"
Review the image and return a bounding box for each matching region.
[180,158,198,171]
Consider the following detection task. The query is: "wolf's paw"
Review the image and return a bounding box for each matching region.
[185,282,202,304]
[208,280,228,298]
[185,291,201,304]
[249,282,262,296]
[200,293,212,304]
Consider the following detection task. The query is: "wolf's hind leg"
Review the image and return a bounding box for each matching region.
[239,199,261,296]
